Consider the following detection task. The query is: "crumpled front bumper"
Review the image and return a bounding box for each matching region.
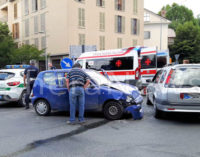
[125,104,143,120]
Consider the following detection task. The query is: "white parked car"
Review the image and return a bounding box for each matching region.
[146,64,200,119]
[0,68,26,106]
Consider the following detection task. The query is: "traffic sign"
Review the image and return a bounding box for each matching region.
[60,58,73,69]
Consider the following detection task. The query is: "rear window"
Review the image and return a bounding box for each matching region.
[169,68,200,87]
[86,57,134,71]
[141,54,156,69]
[0,72,15,80]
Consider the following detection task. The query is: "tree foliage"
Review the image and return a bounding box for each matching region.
[0,22,16,68]
[12,44,44,64]
[159,3,195,30]
[169,22,200,63]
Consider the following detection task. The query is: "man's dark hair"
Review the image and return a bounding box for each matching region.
[73,63,82,68]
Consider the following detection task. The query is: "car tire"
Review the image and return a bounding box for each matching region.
[146,94,152,106]
[18,90,26,107]
[103,101,124,120]
[34,99,51,116]
[153,99,163,119]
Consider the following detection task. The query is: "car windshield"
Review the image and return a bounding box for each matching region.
[0,72,15,80]
[169,67,200,87]
[86,70,111,85]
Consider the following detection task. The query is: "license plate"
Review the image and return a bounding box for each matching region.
[184,93,200,99]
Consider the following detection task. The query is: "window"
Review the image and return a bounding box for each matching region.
[160,70,167,83]
[79,34,85,45]
[14,3,18,19]
[144,31,150,39]
[34,38,39,48]
[77,60,83,67]
[75,0,85,3]
[32,0,38,12]
[12,23,19,39]
[86,57,134,71]
[43,73,56,86]
[24,0,29,15]
[131,18,139,35]
[40,13,46,32]
[78,8,85,28]
[96,0,105,7]
[34,16,38,34]
[25,40,29,45]
[157,56,167,68]
[25,19,29,37]
[115,15,125,33]
[41,36,46,49]
[57,73,67,88]
[115,0,125,11]
[40,0,46,9]
[133,0,138,14]
[99,12,105,31]
[144,12,150,22]
[152,70,163,83]
[117,38,122,48]
[0,72,15,80]
[141,54,156,69]
[99,36,105,50]
[133,39,137,46]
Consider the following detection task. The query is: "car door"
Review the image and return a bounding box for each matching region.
[148,70,163,102]
[84,81,100,110]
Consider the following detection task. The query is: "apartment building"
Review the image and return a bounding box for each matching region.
[0,0,144,69]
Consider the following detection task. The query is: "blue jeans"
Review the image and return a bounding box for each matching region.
[69,87,85,122]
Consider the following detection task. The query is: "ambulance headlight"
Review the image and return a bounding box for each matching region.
[126,96,134,103]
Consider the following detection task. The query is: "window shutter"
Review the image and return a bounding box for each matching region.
[96,0,99,6]
[122,0,125,11]
[115,0,117,10]
[122,16,125,33]
[82,9,85,27]
[40,13,45,32]
[115,15,118,33]
[24,0,29,15]
[103,13,105,30]
[34,16,38,33]
[137,19,140,35]
[102,0,105,7]
[78,8,81,26]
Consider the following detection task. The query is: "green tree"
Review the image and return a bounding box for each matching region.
[0,22,16,68]
[12,44,44,64]
[170,22,200,63]
[159,3,195,30]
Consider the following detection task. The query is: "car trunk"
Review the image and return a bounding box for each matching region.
[0,72,15,91]
[166,67,200,105]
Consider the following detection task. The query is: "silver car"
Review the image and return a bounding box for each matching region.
[146,64,200,118]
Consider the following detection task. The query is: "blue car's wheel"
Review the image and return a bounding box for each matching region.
[34,99,51,116]
[103,101,123,120]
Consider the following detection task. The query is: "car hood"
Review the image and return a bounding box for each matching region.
[108,82,138,95]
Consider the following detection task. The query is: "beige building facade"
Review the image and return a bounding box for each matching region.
[144,9,171,51]
[0,0,144,69]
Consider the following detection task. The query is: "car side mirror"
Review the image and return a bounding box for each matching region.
[146,79,152,83]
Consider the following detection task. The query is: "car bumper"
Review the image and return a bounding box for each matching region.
[157,102,200,113]
[0,91,22,102]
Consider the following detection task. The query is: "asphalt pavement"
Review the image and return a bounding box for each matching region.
[1,99,200,157]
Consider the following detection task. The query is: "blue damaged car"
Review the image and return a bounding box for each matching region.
[31,69,143,120]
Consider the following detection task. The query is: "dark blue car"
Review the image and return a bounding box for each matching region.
[31,69,143,120]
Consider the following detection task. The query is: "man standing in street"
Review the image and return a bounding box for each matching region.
[24,60,39,109]
[66,63,90,124]
[48,63,56,70]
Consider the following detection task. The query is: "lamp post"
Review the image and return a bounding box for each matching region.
[39,31,47,70]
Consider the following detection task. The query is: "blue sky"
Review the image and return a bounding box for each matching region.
[144,0,199,17]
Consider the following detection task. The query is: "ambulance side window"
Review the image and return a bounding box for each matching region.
[141,54,156,69]
[86,57,133,71]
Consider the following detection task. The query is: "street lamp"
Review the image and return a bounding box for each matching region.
[39,31,47,70]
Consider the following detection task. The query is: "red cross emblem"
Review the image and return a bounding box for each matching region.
[116,60,122,67]
[145,58,151,66]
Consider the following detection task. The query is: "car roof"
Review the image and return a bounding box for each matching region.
[0,69,25,73]
[161,64,200,71]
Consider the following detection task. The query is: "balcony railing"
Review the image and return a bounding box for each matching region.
[0,0,8,6]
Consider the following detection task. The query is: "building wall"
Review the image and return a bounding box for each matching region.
[1,0,144,60]
[144,9,170,50]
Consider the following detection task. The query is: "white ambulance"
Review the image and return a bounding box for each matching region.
[76,47,142,88]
